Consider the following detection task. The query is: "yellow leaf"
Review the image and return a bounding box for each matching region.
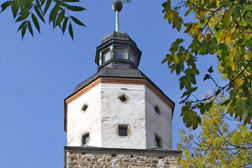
[244,54,250,61]
[231,63,235,71]
[234,77,243,90]
[173,55,179,64]
[225,35,231,44]
[217,32,224,43]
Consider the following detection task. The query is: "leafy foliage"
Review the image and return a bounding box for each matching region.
[178,100,252,167]
[162,0,252,129]
[0,0,86,39]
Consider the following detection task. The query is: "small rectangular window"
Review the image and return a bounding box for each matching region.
[154,105,161,114]
[102,50,111,63]
[82,133,90,145]
[82,104,88,111]
[118,94,129,103]
[118,125,128,136]
[129,51,136,64]
[114,47,127,59]
[155,134,162,148]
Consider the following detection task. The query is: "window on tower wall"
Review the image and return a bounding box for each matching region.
[114,47,127,59]
[118,125,128,136]
[82,104,88,111]
[129,51,136,64]
[155,134,162,148]
[154,105,161,114]
[102,49,111,63]
[118,94,129,103]
[82,133,90,145]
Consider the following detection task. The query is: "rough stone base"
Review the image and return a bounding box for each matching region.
[65,147,179,168]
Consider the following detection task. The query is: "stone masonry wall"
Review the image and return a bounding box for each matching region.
[65,147,179,168]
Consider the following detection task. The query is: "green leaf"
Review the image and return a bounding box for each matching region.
[1,1,12,12]
[32,14,40,33]
[170,38,184,53]
[66,5,85,11]
[221,99,231,106]
[70,16,85,26]
[208,66,214,73]
[162,57,168,64]
[21,24,27,39]
[11,2,19,18]
[245,39,252,49]
[36,0,41,7]
[215,89,221,95]
[62,17,68,34]
[49,4,60,26]
[34,5,45,23]
[203,74,210,81]
[68,22,74,39]
[43,0,51,15]
[16,11,29,22]
[41,0,46,6]
[28,21,33,37]
[223,10,231,28]
[198,103,206,115]
[205,101,213,112]
[24,3,33,11]
[17,20,28,31]
[56,10,65,26]
[36,0,45,7]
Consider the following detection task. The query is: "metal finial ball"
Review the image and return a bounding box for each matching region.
[112,0,123,12]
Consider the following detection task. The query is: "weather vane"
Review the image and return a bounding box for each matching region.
[112,0,131,32]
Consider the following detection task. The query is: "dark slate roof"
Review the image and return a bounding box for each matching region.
[74,67,147,92]
[101,32,137,45]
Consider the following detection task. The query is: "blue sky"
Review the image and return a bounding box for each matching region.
[0,0,225,167]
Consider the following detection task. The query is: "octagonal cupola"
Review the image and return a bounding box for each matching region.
[95,31,142,70]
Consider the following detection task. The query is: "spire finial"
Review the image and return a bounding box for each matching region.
[112,0,123,32]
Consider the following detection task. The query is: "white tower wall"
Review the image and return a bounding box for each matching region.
[66,80,173,149]
[145,86,173,149]
[67,84,102,147]
[100,83,146,149]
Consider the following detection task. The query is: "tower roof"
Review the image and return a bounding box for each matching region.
[74,66,146,92]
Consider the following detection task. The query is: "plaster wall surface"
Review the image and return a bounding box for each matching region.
[100,83,146,149]
[67,84,102,146]
[145,86,173,149]
[66,81,173,149]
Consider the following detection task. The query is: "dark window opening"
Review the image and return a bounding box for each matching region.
[155,134,162,148]
[129,51,136,64]
[102,49,111,63]
[114,47,127,59]
[118,94,128,103]
[82,104,88,111]
[154,105,161,114]
[118,125,128,136]
[82,133,90,145]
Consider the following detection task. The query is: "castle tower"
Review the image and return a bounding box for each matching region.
[64,1,179,167]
